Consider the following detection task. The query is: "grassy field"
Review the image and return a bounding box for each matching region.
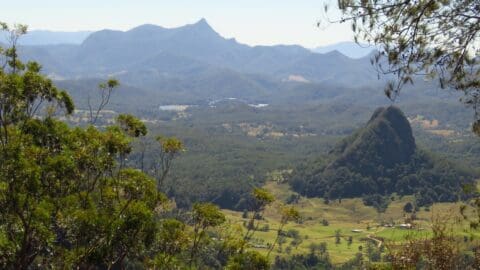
[222,181,479,264]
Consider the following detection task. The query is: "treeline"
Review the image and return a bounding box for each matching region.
[291,150,474,208]
[57,72,480,212]
[127,116,338,210]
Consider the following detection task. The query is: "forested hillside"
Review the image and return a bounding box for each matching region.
[1,5,479,267]
[0,35,281,268]
[290,106,477,210]
[26,20,477,214]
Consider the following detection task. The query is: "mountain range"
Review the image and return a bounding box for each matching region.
[5,19,475,212]
[8,19,459,119]
[1,30,92,45]
[15,19,378,91]
[18,19,372,81]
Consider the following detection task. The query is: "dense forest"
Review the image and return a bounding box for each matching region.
[12,17,478,213]
[0,29,370,269]
[1,0,480,266]
[290,107,477,210]
[0,25,285,268]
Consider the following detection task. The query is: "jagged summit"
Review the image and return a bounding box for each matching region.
[117,18,213,33]
[193,18,210,27]
[20,19,378,83]
[182,18,219,37]
[84,18,217,44]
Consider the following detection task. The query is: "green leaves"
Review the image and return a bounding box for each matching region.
[156,219,189,255]
[252,188,275,211]
[107,78,119,89]
[88,78,119,124]
[0,81,166,268]
[226,251,270,270]
[158,136,184,154]
[335,0,480,127]
[0,54,75,146]
[116,114,147,137]
[190,203,226,267]
[98,78,119,90]
[280,206,301,224]
[119,169,160,204]
[151,135,184,191]
[192,202,226,228]
[59,90,75,114]
[0,21,281,269]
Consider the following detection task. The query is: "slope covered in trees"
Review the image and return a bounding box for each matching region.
[290,106,476,207]
[0,23,280,269]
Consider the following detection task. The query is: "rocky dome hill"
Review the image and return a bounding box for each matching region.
[290,106,476,207]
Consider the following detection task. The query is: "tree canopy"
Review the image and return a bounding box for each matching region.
[0,23,272,269]
[290,106,476,209]
[331,0,480,131]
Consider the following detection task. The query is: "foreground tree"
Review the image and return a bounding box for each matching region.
[0,22,274,269]
[189,202,226,267]
[0,80,164,268]
[226,251,270,270]
[330,0,480,131]
[385,216,479,269]
[267,206,301,258]
[243,188,275,247]
[151,135,184,191]
[87,78,119,124]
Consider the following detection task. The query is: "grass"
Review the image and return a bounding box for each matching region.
[221,181,478,264]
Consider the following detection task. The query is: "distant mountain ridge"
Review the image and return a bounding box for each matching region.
[8,20,458,116]
[312,41,376,59]
[14,19,377,88]
[1,30,93,45]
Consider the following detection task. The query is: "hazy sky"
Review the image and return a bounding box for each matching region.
[2,0,353,48]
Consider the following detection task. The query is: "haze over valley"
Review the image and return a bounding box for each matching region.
[13,18,478,212]
[1,1,479,268]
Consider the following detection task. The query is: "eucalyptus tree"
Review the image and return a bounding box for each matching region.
[267,206,301,258]
[189,202,226,267]
[0,23,164,269]
[152,136,184,191]
[87,78,119,125]
[329,0,480,131]
[243,188,275,247]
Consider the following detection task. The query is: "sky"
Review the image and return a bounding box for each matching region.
[1,0,353,48]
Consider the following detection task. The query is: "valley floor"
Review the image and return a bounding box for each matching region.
[223,181,480,264]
